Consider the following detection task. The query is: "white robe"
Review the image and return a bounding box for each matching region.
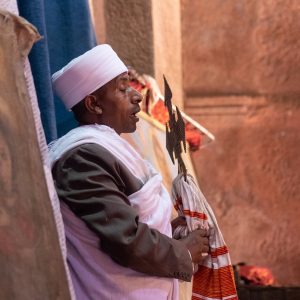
[49,124,179,300]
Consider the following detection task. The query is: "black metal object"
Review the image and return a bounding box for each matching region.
[237,286,300,300]
[164,75,187,178]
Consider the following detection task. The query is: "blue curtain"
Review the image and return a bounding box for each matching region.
[17,0,97,142]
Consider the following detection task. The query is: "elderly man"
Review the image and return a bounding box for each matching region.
[49,44,209,300]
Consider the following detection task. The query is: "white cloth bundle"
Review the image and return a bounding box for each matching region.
[171,174,238,300]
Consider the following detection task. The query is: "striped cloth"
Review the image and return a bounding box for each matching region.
[171,174,238,300]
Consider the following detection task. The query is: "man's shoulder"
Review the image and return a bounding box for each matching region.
[61,143,118,163]
[53,142,143,194]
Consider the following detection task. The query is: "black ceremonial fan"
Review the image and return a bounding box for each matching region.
[163,75,187,179]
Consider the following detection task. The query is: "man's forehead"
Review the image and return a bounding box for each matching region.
[116,72,129,82]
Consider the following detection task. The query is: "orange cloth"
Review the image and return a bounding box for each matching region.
[239,265,275,286]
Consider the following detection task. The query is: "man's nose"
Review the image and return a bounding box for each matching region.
[131,89,143,104]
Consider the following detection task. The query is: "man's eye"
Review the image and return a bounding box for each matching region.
[120,87,132,93]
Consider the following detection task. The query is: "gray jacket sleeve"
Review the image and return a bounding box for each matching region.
[52,143,193,281]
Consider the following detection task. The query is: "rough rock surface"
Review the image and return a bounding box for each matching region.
[189,99,300,286]
[182,0,300,286]
[182,0,300,96]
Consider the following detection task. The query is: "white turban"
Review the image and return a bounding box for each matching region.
[52,44,128,110]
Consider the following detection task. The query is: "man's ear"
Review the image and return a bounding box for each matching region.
[84,95,102,114]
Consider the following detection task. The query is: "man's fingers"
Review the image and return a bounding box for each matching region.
[201,237,209,246]
[209,228,215,236]
[202,245,209,253]
[197,228,209,237]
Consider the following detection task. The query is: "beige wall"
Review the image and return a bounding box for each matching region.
[152,0,183,108]
[89,0,106,43]
[182,0,300,286]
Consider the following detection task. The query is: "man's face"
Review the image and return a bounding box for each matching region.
[96,72,142,134]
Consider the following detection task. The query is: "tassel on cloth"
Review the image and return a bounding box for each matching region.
[171,173,238,300]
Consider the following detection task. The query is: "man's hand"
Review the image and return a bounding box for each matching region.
[179,229,209,264]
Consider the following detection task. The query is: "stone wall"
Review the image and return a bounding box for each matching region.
[182,0,300,286]
[0,10,71,299]
[152,0,183,107]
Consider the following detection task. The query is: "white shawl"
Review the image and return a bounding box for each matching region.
[172,174,237,300]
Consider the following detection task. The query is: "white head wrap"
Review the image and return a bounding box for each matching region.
[52,44,128,109]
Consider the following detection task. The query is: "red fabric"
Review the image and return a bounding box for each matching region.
[185,123,202,151]
[239,265,275,286]
[193,265,238,300]
[150,99,169,124]
[150,100,202,151]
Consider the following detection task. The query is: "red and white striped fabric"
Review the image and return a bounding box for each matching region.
[171,174,238,300]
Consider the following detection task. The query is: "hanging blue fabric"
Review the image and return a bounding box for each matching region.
[17,0,97,142]
[44,0,97,138]
[17,0,57,142]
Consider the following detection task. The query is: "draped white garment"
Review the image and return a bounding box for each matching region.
[48,124,179,300]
